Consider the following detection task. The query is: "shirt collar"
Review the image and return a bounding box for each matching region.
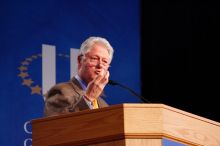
[75,74,87,91]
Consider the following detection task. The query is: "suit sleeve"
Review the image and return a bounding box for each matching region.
[44,84,77,117]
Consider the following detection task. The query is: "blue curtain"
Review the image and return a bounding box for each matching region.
[0,0,140,145]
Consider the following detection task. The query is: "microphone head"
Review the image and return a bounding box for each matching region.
[108,80,118,86]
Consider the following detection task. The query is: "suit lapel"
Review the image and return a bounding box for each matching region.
[69,77,90,110]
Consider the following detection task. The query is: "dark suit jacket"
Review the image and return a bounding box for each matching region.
[44,77,108,117]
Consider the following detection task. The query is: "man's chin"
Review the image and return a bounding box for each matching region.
[92,74,98,79]
[92,73,101,80]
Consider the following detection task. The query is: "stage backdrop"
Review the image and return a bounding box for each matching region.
[0,0,141,145]
[0,1,185,146]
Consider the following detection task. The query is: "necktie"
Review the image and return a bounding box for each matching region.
[92,99,99,109]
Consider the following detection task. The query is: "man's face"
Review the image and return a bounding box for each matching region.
[78,43,111,84]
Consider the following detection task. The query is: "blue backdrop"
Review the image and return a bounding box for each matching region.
[0,0,141,145]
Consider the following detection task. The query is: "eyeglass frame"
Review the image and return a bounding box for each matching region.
[79,54,111,68]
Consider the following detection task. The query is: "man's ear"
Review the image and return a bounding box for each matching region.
[77,55,83,66]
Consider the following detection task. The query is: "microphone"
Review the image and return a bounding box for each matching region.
[108,80,151,103]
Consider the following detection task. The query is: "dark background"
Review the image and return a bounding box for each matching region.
[141,1,219,122]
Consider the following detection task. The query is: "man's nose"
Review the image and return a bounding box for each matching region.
[96,61,105,68]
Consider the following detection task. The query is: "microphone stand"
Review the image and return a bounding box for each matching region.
[108,80,151,103]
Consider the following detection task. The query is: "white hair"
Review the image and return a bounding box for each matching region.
[79,36,114,62]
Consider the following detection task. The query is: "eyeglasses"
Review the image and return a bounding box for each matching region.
[84,55,111,68]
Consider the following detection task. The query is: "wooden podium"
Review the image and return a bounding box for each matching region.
[32,104,220,146]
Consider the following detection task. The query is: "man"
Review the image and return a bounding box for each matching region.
[44,36,114,117]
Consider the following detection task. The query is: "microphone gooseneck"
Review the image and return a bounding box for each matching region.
[108,80,151,103]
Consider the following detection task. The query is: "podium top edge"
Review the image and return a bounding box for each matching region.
[32,103,220,126]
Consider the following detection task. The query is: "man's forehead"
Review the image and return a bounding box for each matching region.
[87,46,109,55]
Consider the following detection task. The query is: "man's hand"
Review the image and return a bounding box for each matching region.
[85,70,109,102]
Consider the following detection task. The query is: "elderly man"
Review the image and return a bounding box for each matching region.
[44,37,114,117]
